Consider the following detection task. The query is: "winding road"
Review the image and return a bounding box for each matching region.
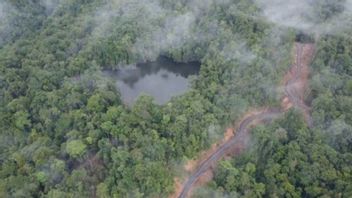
[175,42,315,198]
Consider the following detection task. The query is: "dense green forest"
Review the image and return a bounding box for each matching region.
[0,0,351,197]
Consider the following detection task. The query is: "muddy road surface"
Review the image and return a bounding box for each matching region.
[284,43,315,127]
[174,42,315,198]
[177,109,282,198]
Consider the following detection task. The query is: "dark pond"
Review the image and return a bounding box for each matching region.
[104,56,200,105]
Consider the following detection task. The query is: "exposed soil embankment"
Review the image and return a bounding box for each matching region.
[283,43,315,127]
[171,42,315,198]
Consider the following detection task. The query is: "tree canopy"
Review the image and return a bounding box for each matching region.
[0,0,351,197]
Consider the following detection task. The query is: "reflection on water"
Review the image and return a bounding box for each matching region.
[104,56,200,105]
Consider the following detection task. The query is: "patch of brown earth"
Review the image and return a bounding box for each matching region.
[194,169,214,188]
[225,140,247,158]
[170,109,268,198]
[281,96,293,110]
[170,178,183,198]
[295,43,315,100]
[171,42,315,198]
[280,43,298,109]
[183,143,222,174]
[184,160,197,173]
[281,43,315,123]
[298,43,315,125]
[224,127,235,141]
[181,109,266,174]
[178,169,215,198]
[290,43,315,124]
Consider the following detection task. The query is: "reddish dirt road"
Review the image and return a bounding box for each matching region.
[283,43,315,127]
[171,42,315,198]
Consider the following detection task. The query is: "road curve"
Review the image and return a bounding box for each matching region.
[176,43,314,198]
[178,109,282,198]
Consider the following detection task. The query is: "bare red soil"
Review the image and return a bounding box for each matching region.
[171,178,184,198]
[171,42,315,198]
[181,108,267,174]
[169,109,269,198]
[282,43,315,125]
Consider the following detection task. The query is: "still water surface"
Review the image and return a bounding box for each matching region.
[104,57,200,105]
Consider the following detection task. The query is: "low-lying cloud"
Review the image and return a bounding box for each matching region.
[0,0,63,46]
[40,0,63,14]
[256,0,352,34]
[92,0,238,62]
[0,2,13,46]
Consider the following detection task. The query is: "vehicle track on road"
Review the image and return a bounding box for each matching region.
[173,42,315,198]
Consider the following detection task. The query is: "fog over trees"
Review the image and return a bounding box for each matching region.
[0,0,351,197]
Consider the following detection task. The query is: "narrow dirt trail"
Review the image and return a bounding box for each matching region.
[171,42,315,198]
[283,43,315,127]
